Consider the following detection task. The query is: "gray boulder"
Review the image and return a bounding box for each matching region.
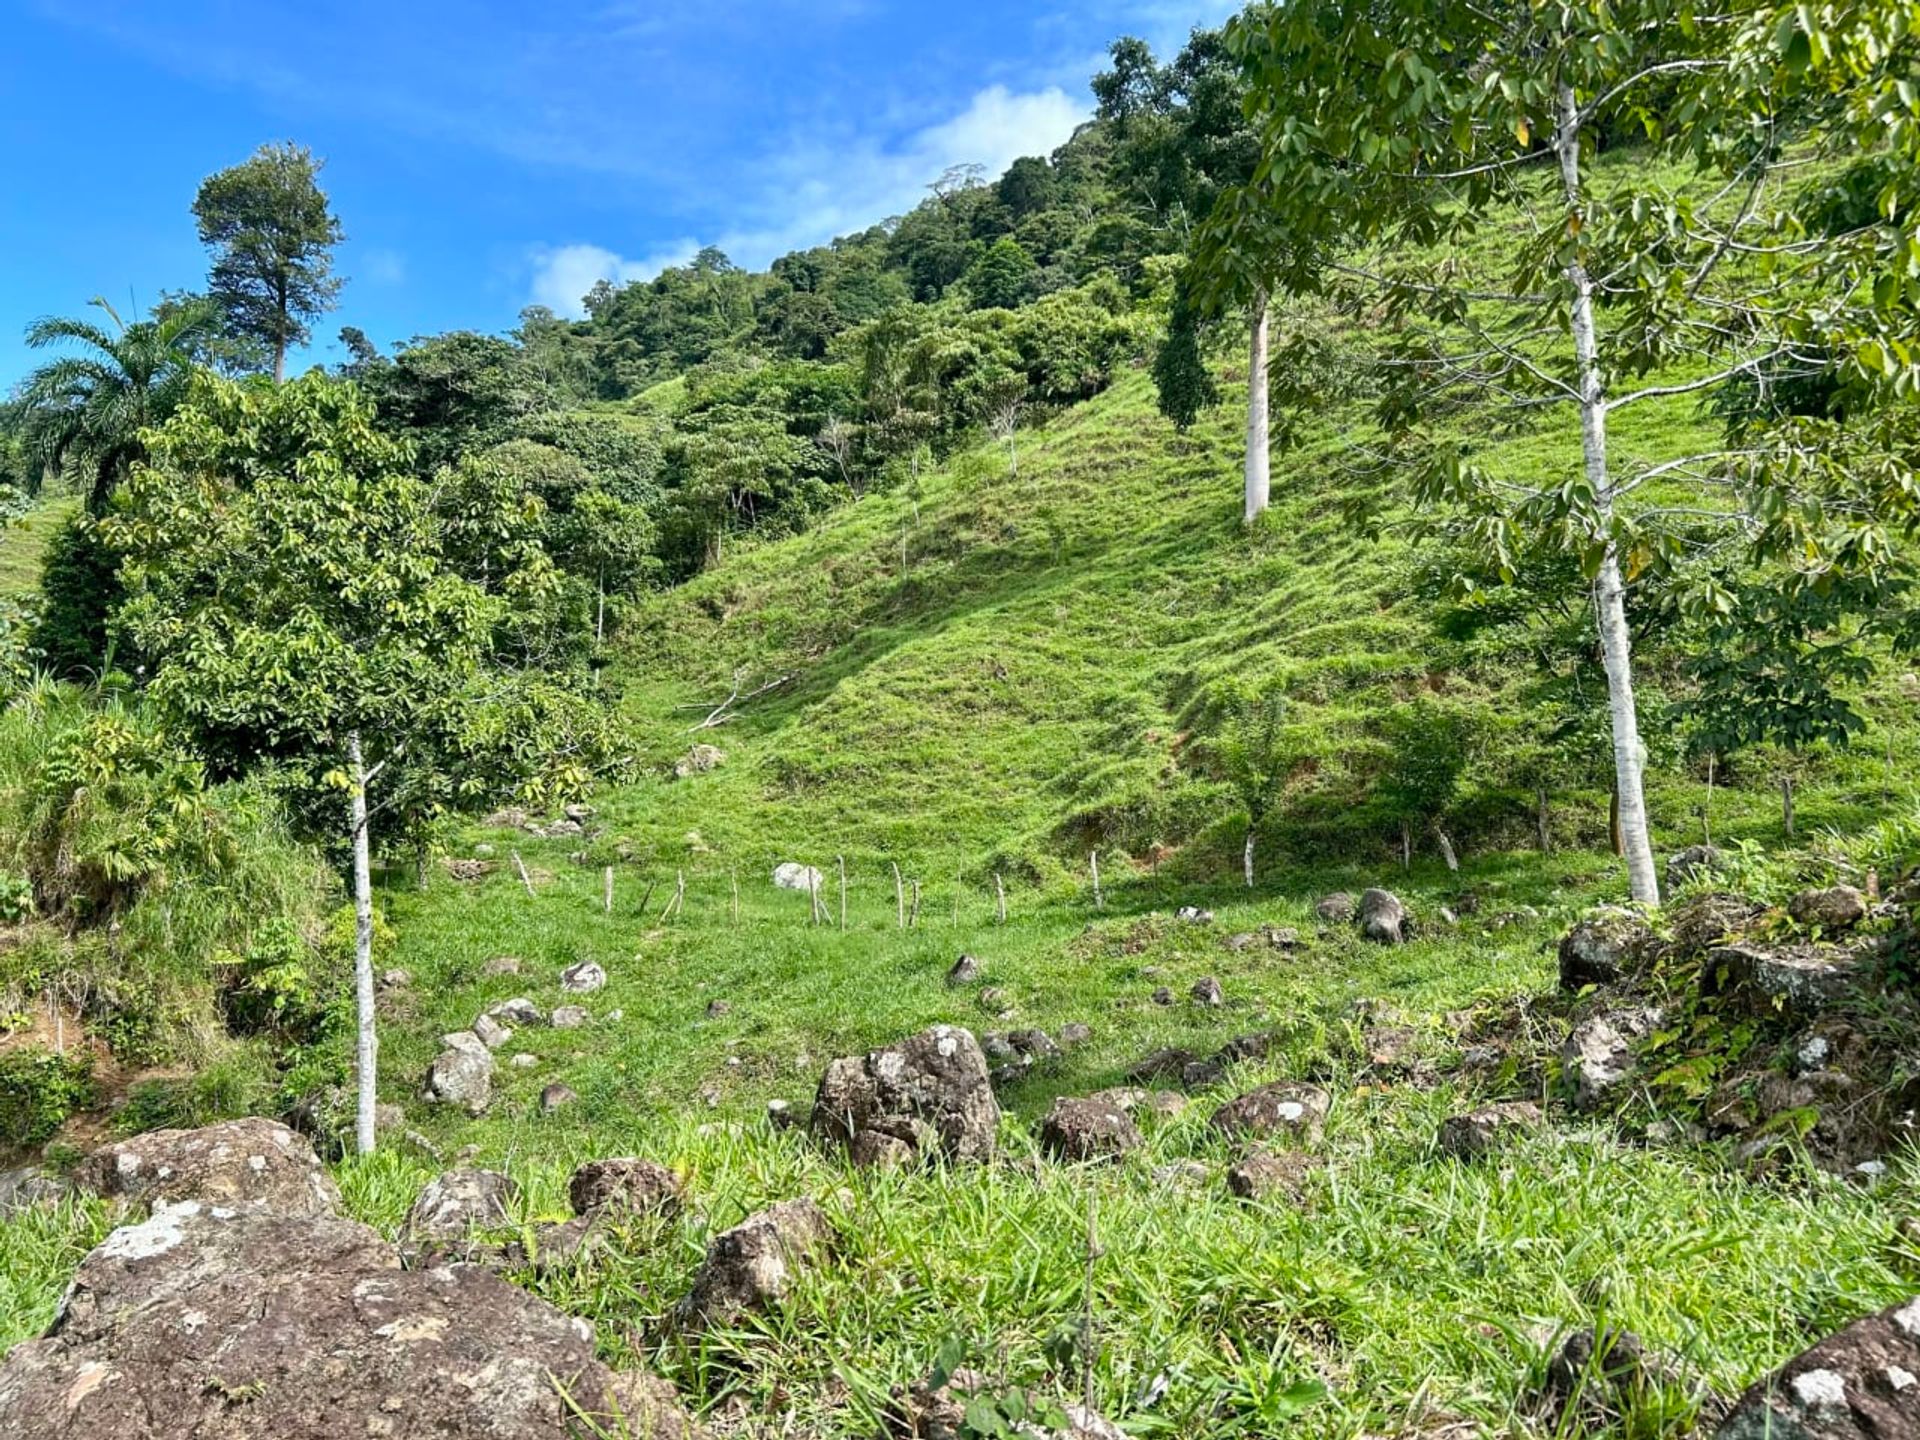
[539,1082,578,1114]
[400,1168,518,1263]
[551,1004,590,1029]
[1226,1149,1320,1203]
[1191,975,1225,1008]
[423,1031,494,1114]
[1562,1010,1659,1110]
[1315,892,1355,924]
[560,960,607,993]
[1558,907,1654,990]
[1210,1082,1332,1144]
[490,996,544,1026]
[1358,887,1407,944]
[676,1198,833,1329]
[1038,1096,1142,1162]
[1790,885,1869,933]
[811,1025,1000,1165]
[473,1012,513,1049]
[72,1118,341,1218]
[772,861,824,892]
[568,1157,683,1219]
[0,1165,69,1217]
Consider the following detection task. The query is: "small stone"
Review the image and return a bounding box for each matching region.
[979,986,1014,1015]
[1227,1149,1320,1202]
[560,961,607,994]
[379,968,411,990]
[1151,986,1174,1006]
[509,1052,539,1069]
[1176,906,1215,924]
[1562,1011,1657,1111]
[948,954,983,985]
[423,1037,494,1115]
[706,999,732,1018]
[1438,1102,1542,1159]
[489,997,544,1026]
[766,1099,799,1130]
[1152,1160,1212,1188]
[675,1197,833,1329]
[1191,975,1224,1008]
[1789,885,1869,932]
[539,1083,578,1114]
[551,1005,589,1029]
[1057,1021,1092,1048]
[1558,907,1654,991]
[1666,844,1728,891]
[472,1013,513,1050]
[481,956,522,977]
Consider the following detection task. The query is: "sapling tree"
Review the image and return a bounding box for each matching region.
[106,372,589,1154]
[1211,677,1293,888]
[1375,700,1476,871]
[1196,0,1920,902]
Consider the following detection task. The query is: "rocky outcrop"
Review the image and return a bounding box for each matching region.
[72,1118,341,1218]
[1038,1096,1142,1162]
[811,1025,1000,1165]
[1210,1082,1331,1144]
[1716,1296,1920,1439]
[676,1198,833,1329]
[1667,844,1728,891]
[0,1201,701,1439]
[1707,944,1867,1017]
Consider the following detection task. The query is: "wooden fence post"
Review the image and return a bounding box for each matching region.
[602,866,613,915]
[892,862,905,929]
[995,872,1007,925]
[512,851,536,898]
[1090,851,1103,910]
[838,855,848,931]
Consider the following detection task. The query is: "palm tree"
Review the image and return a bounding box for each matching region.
[17,297,209,513]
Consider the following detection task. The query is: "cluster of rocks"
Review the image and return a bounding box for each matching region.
[481,802,598,839]
[1313,887,1411,944]
[420,964,616,1118]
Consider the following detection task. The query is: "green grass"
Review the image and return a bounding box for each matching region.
[0,496,77,599]
[5,151,1920,1438]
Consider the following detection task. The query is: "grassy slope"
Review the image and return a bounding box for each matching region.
[0,496,76,598]
[7,159,1920,1436]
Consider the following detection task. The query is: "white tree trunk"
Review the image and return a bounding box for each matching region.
[1243,827,1256,888]
[1557,84,1659,905]
[1244,292,1270,524]
[347,731,378,1156]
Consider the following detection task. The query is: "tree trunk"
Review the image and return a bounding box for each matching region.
[273,338,286,386]
[1244,292,1271,524]
[1536,786,1551,852]
[347,731,377,1157]
[1400,819,1411,870]
[1782,774,1796,838]
[1558,83,1659,905]
[1435,828,1459,873]
[1243,827,1256,889]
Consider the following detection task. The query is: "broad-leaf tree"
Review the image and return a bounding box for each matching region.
[105,373,565,1154]
[193,143,345,383]
[1197,0,1920,902]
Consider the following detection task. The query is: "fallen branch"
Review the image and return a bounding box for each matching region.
[678,668,795,732]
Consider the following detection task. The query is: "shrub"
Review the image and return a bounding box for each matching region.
[0,1049,94,1150]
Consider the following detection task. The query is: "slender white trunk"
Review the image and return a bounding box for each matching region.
[1436,829,1459,873]
[348,731,378,1155]
[1244,292,1270,524]
[1557,84,1659,905]
[1243,827,1256,888]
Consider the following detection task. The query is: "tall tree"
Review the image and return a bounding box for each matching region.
[1196,0,1920,903]
[16,297,209,512]
[104,373,594,1154]
[193,143,344,383]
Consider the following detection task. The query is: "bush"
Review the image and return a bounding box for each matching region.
[31,515,121,681]
[0,1049,94,1150]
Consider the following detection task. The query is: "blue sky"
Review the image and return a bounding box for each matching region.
[0,0,1239,387]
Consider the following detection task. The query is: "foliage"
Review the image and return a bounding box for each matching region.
[31,513,121,681]
[14,297,210,513]
[192,142,344,380]
[0,1050,94,1150]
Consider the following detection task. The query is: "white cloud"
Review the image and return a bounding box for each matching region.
[531,81,1089,306]
[528,239,698,317]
